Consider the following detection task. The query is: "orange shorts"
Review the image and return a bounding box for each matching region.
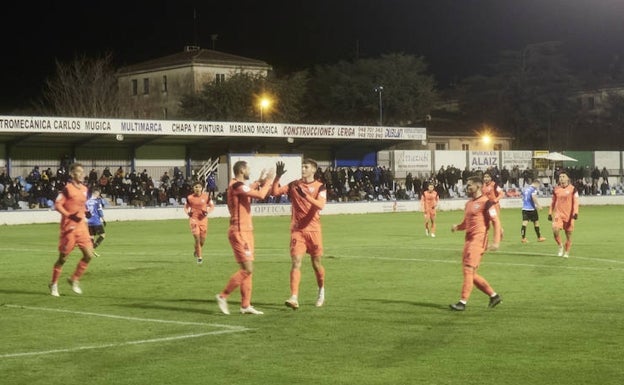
[553,219,574,232]
[462,241,486,268]
[58,224,92,255]
[228,229,254,263]
[190,219,207,237]
[290,230,323,258]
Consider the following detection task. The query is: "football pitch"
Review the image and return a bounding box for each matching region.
[1,205,623,385]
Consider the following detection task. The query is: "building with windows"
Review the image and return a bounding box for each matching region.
[425,131,513,151]
[116,46,272,119]
[575,83,624,116]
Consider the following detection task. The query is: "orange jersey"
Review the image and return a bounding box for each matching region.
[185,192,214,222]
[456,194,501,247]
[55,182,89,232]
[420,190,439,214]
[227,178,271,232]
[482,181,503,204]
[549,184,579,222]
[273,179,326,232]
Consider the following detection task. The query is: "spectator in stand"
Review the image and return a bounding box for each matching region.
[413,174,422,200]
[126,169,138,184]
[2,191,19,210]
[1,168,12,187]
[173,166,183,181]
[26,166,41,184]
[88,168,98,186]
[98,172,110,195]
[600,179,609,195]
[501,166,510,188]
[405,172,413,198]
[114,167,124,180]
[600,167,609,186]
[510,166,520,188]
[158,187,169,206]
[160,171,171,188]
[591,167,600,193]
[30,181,47,208]
[139,169,149,184]
[101,167,113,180]
[206,171,217,200]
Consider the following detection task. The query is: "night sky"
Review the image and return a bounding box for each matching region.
[2,0,623,111]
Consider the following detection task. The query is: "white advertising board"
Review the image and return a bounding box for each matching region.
[228,153,303,186]
[501,151,533,170]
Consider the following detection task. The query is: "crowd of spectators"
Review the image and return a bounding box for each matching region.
[0,162,621,211]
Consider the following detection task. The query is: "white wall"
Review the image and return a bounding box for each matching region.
[1,195,622,225]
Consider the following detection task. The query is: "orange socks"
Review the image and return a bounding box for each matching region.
[71,260,89,282]
[51,266,62,284]
[473,274,494,297]
[314,266,325,289]
[222,270,251,298]
[290,269,301,296]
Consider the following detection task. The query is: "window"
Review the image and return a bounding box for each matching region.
[588,96,595,110]
[435,143,446,150]
[131,79,138,95]
[143,78,150,95]
[461,143,470,150]
[494,143,503,151]
[215,73,225,84]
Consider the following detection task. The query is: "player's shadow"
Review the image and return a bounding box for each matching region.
[0,288,47,296]
[361,298,448,310]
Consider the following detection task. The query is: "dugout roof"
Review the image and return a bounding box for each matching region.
[0,116,426,159]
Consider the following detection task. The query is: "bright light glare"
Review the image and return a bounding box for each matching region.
[482,134,492,144]
[260,98,271,108]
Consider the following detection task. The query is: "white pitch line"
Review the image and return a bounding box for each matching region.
[0,329,245,359]
[3,304,246,330]
[1,304,251,359]
[330,245,624,265]
[336,254,624,272]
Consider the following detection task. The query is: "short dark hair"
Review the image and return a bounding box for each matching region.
[303,158,318,169]
[233,160,247,175]
[467,176,483,185]
[192,181,203,188]
[69,162,83,172]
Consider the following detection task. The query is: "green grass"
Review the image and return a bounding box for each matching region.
[1,206,623,385]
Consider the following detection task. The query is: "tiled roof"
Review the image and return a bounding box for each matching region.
[117,48,271,74]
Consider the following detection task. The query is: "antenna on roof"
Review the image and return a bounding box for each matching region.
[193,8,200,46]
[211,34,218,50]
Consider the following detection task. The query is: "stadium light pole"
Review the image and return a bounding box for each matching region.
[374,86,384,126]
[259,97,271,122]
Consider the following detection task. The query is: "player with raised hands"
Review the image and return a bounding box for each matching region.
[272,158,327,310]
